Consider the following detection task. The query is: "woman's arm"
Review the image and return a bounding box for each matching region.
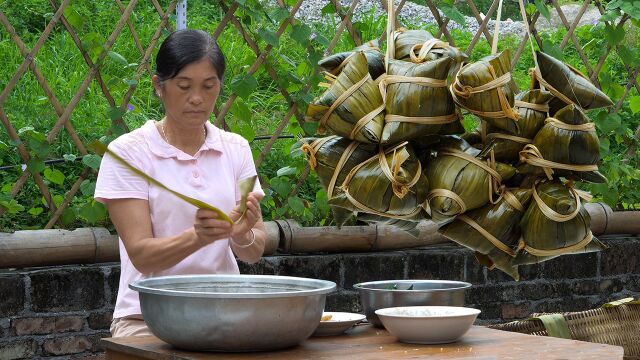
[107,198,203,274]
[228,192,266,263]
[229,218,266,263]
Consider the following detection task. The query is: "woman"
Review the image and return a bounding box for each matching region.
[95,29,266,337]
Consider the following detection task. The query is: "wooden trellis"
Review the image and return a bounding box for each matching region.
[0,0,638,228]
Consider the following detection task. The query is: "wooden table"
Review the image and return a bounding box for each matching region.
[102,324,624,359]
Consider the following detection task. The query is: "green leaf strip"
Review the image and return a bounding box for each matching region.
[89,141,232,223]
[531,314,571,339]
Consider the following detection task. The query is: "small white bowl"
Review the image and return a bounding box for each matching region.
[375,306,480,344]
[312,312,366,336]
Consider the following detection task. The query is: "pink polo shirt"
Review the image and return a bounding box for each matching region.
[95,120,262,319]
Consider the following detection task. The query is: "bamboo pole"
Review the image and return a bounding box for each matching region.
[0,228,118,269]
[1,206,638,269]
[276,219,446,254]
[584,203,640,236]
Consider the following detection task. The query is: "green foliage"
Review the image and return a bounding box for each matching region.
[440,0,467,27]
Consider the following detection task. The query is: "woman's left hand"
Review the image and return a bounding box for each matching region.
[229,191,264,239]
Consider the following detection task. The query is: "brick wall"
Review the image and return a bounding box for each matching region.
[1,235,639,359]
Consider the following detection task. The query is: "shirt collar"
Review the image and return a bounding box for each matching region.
[144,120,224,160]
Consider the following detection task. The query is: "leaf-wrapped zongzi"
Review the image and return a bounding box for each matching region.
[515,180,607,265]
[382,58,459,144]
[426,147,516,223]
[533,51,614,114]
[319,40,385,80]
[329,142,429,223]
[393,29,466,68]
[306,52,385,143]
[485,89,552,163]
[299,136,378,226]
[518,104,607,183]
[439,189,533,280]
[451,50,519,133]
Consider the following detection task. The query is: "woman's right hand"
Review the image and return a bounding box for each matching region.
[192,208,233,245]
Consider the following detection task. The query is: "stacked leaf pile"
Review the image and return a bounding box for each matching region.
[299,29,613,280]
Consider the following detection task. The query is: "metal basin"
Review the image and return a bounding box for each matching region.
[130,274,336,351]
[353,280,471,328]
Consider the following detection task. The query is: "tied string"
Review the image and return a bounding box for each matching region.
[514,99,549,113]
[545,117,596,132]
[300,136,335,170]
[426,189,467,216]
[339,142,423,219]
[318,72,338,88]
[502,190,525,212]
[327,141,360,199]
[403,34,465,75]
[518,230,594,257]
[458,215,516,257]
[376,145,422,199]
[379,74,459,125]
[385,0,396,71]
[519,144,599,180]
[486,132,532,144]
[566,178,593,202]
[409,38,451,63]
[451,63,519,121]
[486,149,506,205]
[454,189,524,258]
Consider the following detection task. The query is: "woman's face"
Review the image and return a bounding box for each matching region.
[154,59,221,128]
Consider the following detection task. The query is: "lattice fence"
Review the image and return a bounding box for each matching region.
[0,0,637,229]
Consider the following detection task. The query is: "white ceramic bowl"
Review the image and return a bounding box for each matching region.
[312,312,366,336]
[375,306,481,344]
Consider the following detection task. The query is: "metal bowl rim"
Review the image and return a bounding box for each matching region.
[130,274,336,298]
[353,279,472,292]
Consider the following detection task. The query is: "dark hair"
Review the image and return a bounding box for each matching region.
[155,29,225,83]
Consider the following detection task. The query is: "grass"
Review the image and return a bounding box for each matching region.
[0,0,638,231]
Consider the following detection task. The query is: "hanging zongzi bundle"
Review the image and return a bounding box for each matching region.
[451,50,519,133]
[519,104,607,183]
[485,89,552,162]
[319,40,385,80]
[329,142,429,223]
[515,180,607,265]
[426,147,516,222]
[533,51,614,114]
[439,189,533,280]
[299,136,377,226]
[382,58,459,144]
[306,52,385,143]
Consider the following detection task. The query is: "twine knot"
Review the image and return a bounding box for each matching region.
[300,143,318,170]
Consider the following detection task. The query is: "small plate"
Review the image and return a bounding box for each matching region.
[312,312,366,336]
